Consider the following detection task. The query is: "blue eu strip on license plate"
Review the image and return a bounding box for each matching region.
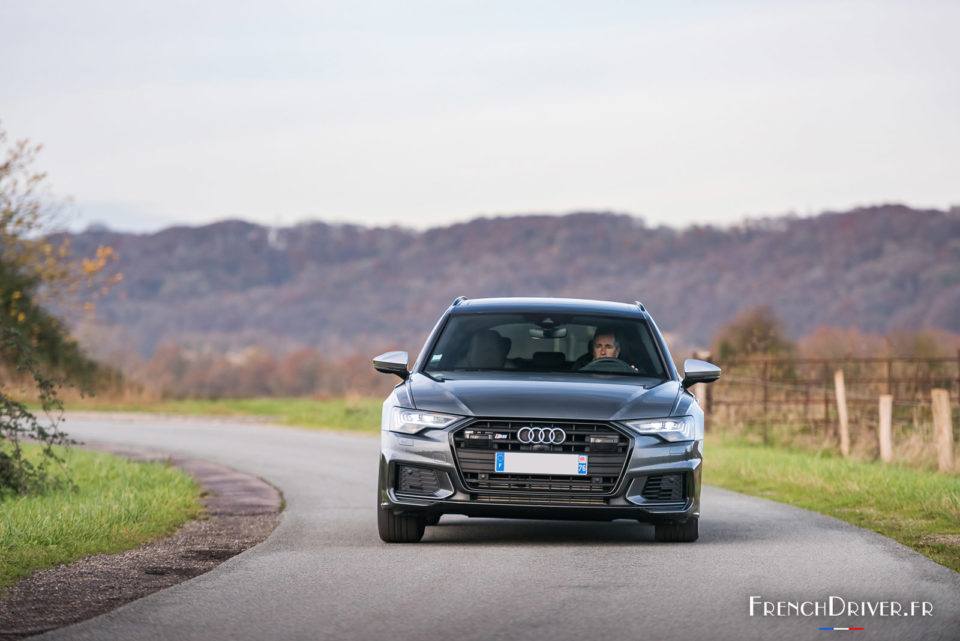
[493,451,587,475]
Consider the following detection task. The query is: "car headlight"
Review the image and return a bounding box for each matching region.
[622,416,695,442]
[389,408,461,435]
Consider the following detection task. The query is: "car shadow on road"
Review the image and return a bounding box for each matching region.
[421,518,660,545]
[416,513,792,546]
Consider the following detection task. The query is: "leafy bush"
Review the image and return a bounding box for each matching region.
[0,326,74,496]
[1,122,117,495]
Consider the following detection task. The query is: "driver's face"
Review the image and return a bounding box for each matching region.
[593,334,620,359]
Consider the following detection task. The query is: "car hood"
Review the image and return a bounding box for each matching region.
[407,371,681,420]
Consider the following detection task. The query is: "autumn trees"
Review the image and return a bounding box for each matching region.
[0,123,117,494]
[712,306,795,361]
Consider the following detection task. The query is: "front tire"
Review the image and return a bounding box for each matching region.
[377,468,425,543]
[654,518,698,543]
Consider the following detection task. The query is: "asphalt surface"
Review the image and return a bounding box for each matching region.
[37,416,960,641]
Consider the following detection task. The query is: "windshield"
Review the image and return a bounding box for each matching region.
[424,313,668,378]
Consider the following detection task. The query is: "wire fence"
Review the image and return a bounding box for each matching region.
[698,352,960,470]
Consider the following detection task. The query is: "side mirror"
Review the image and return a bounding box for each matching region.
[373,350,410,380]
[681,359,720,390]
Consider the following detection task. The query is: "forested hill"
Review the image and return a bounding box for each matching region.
[65,204,960,358]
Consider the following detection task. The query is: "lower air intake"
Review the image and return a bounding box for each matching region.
[641,474,684,502]
[397,465,441,495]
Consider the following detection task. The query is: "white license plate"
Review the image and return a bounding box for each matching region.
[494,451,588,475]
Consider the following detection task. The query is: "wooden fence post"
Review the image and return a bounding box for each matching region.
[878,394,893,463]
[762,360,769,445]
[932,388,954,472]
[823,362,830,435]
[835,369,850,457]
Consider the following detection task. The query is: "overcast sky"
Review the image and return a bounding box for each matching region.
[2,0,958,232]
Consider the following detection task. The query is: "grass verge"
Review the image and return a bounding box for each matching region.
[64,397,382,432]
[0,445,201,588]
[705,436,960,573]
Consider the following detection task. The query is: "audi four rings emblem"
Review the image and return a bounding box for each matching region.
[517,426,567,444]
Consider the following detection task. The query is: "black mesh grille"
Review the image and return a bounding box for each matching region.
[397,465,441,495]
[453,419,630,498]
[475,493,606,505]
[641,474,683,502]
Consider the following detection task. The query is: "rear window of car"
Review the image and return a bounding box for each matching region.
[424,312,667,377]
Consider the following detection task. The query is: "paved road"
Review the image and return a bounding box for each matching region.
[39,416,960,641]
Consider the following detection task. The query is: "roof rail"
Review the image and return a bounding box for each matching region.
[452,296,468,306]
[634,301,646,312]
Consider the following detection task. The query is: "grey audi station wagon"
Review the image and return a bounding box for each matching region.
[373,297,720,543]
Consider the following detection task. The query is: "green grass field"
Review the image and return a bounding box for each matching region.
[704,436,960,573]
[0,446,202,588]
[67,397,382,432]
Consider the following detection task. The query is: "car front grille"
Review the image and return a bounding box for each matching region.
[452,419,631,499]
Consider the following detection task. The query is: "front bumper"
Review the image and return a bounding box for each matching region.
[378,426,701,524]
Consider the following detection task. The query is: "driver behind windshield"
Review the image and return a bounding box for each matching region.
[591,328,621,361]
[572,326,626,370]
